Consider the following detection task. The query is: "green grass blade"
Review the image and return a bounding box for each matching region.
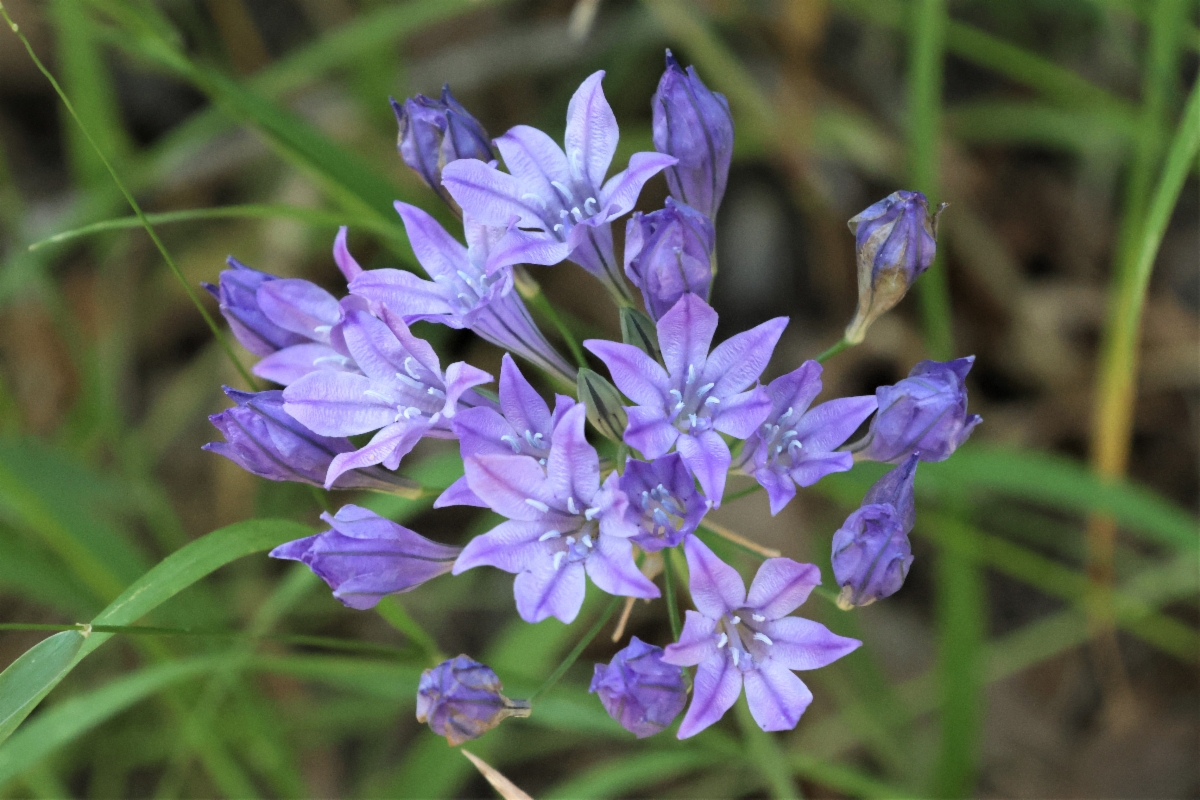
[0,657,222,789]
[543,751,715,799]
[0,518,310,742]
[28,204,406,252]
[736,698,800,799]
[0,632,85,746]
[932,516,985,797]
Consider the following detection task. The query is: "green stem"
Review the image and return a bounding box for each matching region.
[662,551,682,640]
[529,594,623,702]
[0,7,258,389]
[907,0,954,361]
[815,337,852,364]
[736,696,801,799]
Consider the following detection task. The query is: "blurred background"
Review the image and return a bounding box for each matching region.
[0,0,1196,797]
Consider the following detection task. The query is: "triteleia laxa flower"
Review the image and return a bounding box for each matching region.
[590,636,688,738]
[662,537,860,738]
[844,190,943,344]
[204,388,417,493]
[393,86,495,209]
[624,198,716,320]
[270,504,460,610]
[651,50,734,219]
[585,293,786,505]
[282,307,492,487]
[452,403,659,624]
[620,453,708,552]
[437,353,576,509]
[441,71,676,299]
[859,356,981,464]
[417,655,531,745]
[349,202,576,382]
[831,454,919,609]
[738,360,878,515]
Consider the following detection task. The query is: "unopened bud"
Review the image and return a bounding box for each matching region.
[624,198,715,321]
[577,368,628,443]
[392,86,494,209]
[417,656,531,746]
[619,306,662,363]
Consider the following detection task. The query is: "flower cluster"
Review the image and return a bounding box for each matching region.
[205,55,980,745]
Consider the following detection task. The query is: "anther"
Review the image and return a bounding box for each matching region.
[686,364,696,384]
[567,497,579,515]
[539,530,561,541]
[730,615,741,625]
[584,507,600,520]
[753,632,774,645]
[525,499,550,512]
[313,325,332,335]
[501,434,521,453]
[697,382,714,396]
[752,613,766,622]
[553,551,566,570]
[716,633,729,648]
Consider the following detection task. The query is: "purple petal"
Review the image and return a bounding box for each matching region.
[340,310,409,382]
[598,151,678,220]
[442,361,494,417]
[793,395,878,454]
[441,159,544,229]
[283,371,395,436]
[583,340,670,407]
[743,661,812,732]
[452,407,516,459]
[394,201,469,281]
[677,653,742,739]
[434,474,487,509]
[676,429,730,505]
[514,559,587,623]
[499,354,552,436]
[545,404,600,505]
[746,559,821,619]
[762,617,862,671]
[711,387,773,439]
[454,519,552,574]
[662,610,718,667]
[624,407,679,459]
[701,316,788,397]
[564,71,618,191]
[253,343,352,386]
[349,268,454,322]
[586,534,660,599]
[765,361,824,418]
[463,454,554,521]
[683,535,745,619]
[787,451,854,490]
[754,466,797,516]
[257,279,342,339]
[333,227,363,282]
[494,125,572,205]
[486,226,570,271]
[657,294,718,383]
[324,421,424,487]
[380,308,443,378]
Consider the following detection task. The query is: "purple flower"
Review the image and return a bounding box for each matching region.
[739,360,878,515]
[437,354,576,509]
[859,357,981,464]
[441,71,676,301]
[831,454,919,609]
[270,504,460,609]
[624,198,716,320]
[585,293,786,505]
[393,86,495,208]
[590,636,687,738]
[452,403,660,624]
[350,202,576,383]
[652,50,734,219]
[844,191,943,344]
[282,307,492,488]
[620,454,707,552]
[204,388,417,493]
[416,655,531,746]
[662,537,860,738]
[204,255,362,387]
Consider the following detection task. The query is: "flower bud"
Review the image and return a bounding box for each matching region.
[590,636,687,738]
[203,259,307,356]
[860,357,981,464]
[624,198,715,321]
[831,454,918,609]
[619,306,662,363]
[204,389,420,495]
[843,191,945,345]
[652,51,734,219]
[577,368,628,443]
[417,655,531,745]
[392,86,494,207]
[271,505,459,609]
